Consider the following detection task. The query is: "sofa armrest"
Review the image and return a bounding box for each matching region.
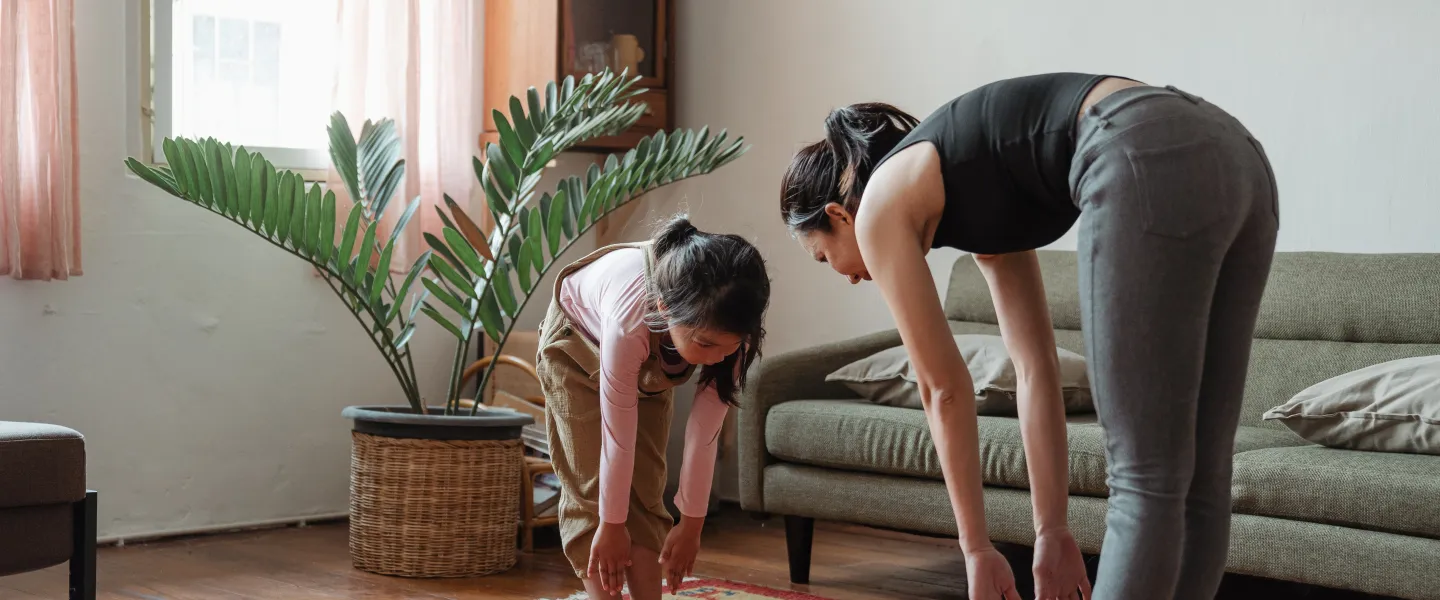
[737,329,904,511]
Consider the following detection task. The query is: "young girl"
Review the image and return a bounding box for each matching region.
[536,216,770,599]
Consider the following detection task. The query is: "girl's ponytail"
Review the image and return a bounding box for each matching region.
[652,214,699,259]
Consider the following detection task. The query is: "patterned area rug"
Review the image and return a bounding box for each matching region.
[543,578,831,599]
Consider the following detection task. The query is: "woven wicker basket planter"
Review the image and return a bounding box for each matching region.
[342,406,534,578]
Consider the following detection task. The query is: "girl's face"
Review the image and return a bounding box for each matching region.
[797,203,870,285]
[667,324,743,366]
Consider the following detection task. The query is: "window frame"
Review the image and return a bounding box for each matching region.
[135,0,330,181]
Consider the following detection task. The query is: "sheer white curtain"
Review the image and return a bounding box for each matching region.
[328,0,485,272]
[0,0,80,280]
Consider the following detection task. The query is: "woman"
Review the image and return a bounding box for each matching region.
[779,73,1278,600]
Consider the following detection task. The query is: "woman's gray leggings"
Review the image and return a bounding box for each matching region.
[1068,85,1279,600]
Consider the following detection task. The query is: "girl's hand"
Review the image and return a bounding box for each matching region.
[588,521,631,596]
[659,515,703,594]
[1033,528,1091,599]
[966,546,1022,600]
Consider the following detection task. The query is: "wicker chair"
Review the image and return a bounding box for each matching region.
[459,354,558,553]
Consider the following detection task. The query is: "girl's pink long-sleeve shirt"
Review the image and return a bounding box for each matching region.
[557,247,729,524]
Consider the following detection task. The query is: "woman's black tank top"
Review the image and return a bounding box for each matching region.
[875,72,1114,254]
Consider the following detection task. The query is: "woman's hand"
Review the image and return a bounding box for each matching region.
[588,521,631,596]
[966,547,1022,600]
[659,515,703,594]
[1033,528,1091,599]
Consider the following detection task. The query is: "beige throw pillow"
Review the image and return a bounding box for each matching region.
[1264,355,1440,455]
[825,334,1093,415]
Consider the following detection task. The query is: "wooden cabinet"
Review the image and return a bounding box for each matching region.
[482,0,675,154]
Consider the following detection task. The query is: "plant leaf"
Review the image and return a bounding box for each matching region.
[287,176,308,251]
[546,191,565,257]
[328,111,362,204]
[527,87,545,136]
[422,279,469,318]
[428,249,473,292]
[527,208,544,249]
[442,227,487,291]
[514,240,532,292]
[319,190,337,266]
[248,155,265,227]
[393,323,417,350]
[492,264,518,318]
[511,96,536,147]
[477,289,504,344]
[123,159,180,196]
[369,241,394,311]
[303,184,323,258]
[371,162,404,218]
[443,194,494,261]
[493,109,527,168]
[387,252,431,325]
[261,160,280,236]
[204,139,227,214]
[424,232,472,280]
[524,237,543,288]
[160,139,190,196]
[420,303,466,341]
[486,143,519,197]
[276,171,295,242]
[389,196,420,245]
[337,202,364,274]
[507,234,523,272]
[234,148,252,223]
[185,140,213,207]
[352,221,377,286]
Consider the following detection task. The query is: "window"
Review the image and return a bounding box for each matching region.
[143,0,338,173]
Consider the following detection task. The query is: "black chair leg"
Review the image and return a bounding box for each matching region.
[69,490,96,600]
[784,515,814,585]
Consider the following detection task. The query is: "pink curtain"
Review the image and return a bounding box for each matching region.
[0,0,80,281]
[328,0,484,273]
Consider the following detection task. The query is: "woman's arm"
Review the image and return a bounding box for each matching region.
[854,175,991,554]
[971,251,1070,536]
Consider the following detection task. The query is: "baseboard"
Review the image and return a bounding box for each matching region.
[99,512,350,546]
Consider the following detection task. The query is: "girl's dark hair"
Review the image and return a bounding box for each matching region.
[779,102,919,233]
[647,215,770,406]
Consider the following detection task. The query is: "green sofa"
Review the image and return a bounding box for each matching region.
[740,250,1440,599]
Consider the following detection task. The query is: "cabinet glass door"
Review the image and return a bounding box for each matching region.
[562,0,662,85]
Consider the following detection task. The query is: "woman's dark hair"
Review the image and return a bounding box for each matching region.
[779,102,919,233]
[646,215,770,406]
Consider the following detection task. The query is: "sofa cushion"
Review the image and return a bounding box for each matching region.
[0,421,86,509]
[765,400,1304,497]
[824,334,1093,415]
[1232,445,1440,539]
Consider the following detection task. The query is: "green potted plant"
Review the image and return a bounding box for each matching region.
[124,69,745,578]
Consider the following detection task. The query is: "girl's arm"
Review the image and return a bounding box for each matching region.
[596,318,651,525]
[673,384,729,518]
[971,251,1069,535]
[853,172,992,554]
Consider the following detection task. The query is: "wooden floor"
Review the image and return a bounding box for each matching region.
[0,509,1393,600]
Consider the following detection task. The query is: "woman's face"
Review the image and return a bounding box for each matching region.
[796,203,870,285]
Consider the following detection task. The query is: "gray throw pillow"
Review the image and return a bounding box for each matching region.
[825,334,1093,415]
[1264,355,1440,455]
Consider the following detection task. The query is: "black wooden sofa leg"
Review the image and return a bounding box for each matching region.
[69,490,96,600]
[784,515,814,584]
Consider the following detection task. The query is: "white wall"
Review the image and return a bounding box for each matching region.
[641,0,1440,357]
[0,0,569,540]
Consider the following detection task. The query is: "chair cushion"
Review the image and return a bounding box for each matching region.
[1232,445,1440,539]
[0,503,74,576]
[765,400,1305,497]
[0,422,85,508]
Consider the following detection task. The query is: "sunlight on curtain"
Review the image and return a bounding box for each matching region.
[0,0,80,281]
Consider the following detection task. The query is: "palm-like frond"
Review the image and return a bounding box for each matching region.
[420,69,749,414]
[125,118,431,412]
